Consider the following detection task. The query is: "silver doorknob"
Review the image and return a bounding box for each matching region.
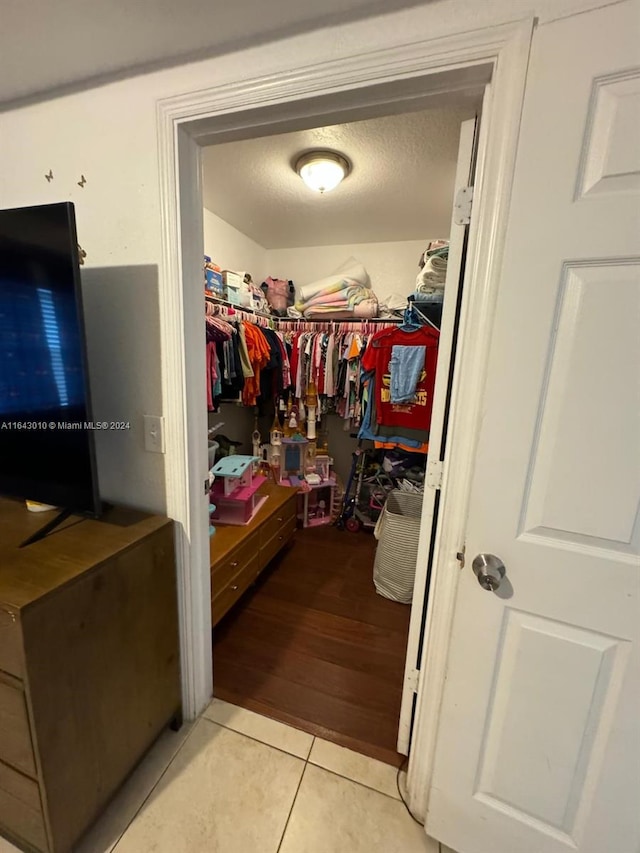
[472,553,506,592]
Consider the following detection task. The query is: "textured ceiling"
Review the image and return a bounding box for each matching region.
[0,0,433,108]
[202,105,476,248]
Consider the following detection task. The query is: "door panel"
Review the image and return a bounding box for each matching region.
[426,4,640,852]
[577,69,640,198]
[476,611,629,845]
[522,260,640,549]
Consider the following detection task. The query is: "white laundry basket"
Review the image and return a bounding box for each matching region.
[373,490,423,603]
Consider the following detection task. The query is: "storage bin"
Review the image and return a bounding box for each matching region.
[373,489,423,603]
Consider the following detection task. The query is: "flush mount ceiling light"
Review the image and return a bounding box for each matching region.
[295,151,351,193]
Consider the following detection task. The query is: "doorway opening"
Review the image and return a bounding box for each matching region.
[201,100,480,766]
[159,20,530,819]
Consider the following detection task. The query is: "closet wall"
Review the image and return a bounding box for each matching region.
[266,239,426,305]
[204,209,267,282]
[203,209,264,451]
[204,207,427,302]
[203,207,430,473]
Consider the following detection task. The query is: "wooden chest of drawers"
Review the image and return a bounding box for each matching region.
[210,484,297,625]
[0,499,181,853]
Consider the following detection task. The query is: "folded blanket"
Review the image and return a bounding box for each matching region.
[305,297,379,320]
[299,283,372,314]
[298,261,370,305]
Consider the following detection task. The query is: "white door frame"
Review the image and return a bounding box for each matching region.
[156,15,533,812]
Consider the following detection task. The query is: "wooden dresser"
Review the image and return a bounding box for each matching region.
[0,498,181,853]
[210,483,297,625]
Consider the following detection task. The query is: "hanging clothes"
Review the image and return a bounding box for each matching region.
[205,315,233,412]
[205,296,401,431]
[241,322,271,407]
[355,323,439,453]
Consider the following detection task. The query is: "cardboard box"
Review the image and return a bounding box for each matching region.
[205,268,225,296]
[222,270,243,288]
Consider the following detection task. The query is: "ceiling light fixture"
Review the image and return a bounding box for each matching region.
[295,151,351,193]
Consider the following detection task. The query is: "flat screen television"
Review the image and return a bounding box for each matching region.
[0,202,101,517]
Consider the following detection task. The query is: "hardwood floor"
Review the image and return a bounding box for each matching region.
[213,525,411,767]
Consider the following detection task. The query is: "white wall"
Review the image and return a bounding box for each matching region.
[203,207,267,283]
[0,0,617,515]
[203,210,428,303]
[265,239,429,303]
[82,266,165,511]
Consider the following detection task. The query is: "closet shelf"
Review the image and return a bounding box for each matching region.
[205,294,401,325]
[205,294,272,319]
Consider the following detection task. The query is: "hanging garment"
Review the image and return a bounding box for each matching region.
[216,331,245,402]
[237,323,255,378]
[389,345,426,403]
[259,328,285,407]
[241,322,271,406]
[357,373,428,453]
[206,342,217,411]
[361,325,439,434]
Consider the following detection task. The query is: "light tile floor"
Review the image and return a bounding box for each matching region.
[1,699,435,853]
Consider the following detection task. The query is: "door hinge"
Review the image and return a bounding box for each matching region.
[454,185,474,225]
[426,459,443,490]
[407,668,421,693]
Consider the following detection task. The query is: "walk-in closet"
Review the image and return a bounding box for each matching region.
[202,102,478,766]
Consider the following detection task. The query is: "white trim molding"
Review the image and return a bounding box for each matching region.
[406,20,533,821]
[155,17,534,827]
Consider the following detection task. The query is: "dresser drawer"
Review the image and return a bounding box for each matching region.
[211,554,261,626]
[211,531,259,593]
[259,496,297,547]
[0,678,36,778]
[0,758,47,852]
[259,514,296,568]
[0,606,22,679]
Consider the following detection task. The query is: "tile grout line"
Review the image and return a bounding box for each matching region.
[275,736,315,853]
[108,717,405,853]
[109,721,201,852]
[205,712,404,803]
[305,760,404,803]
[200,713,313,761]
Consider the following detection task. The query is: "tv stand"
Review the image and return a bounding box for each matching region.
[18,507,74,548]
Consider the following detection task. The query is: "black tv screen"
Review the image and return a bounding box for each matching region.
[0,202,101,515]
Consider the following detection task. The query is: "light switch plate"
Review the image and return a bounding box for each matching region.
[144,415,165,453]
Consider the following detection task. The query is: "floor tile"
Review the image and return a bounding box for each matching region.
[308,738,401,799]
[113,718,304,853]
[204,698,313,758]
[279,764,431,853]
[75,723,193,853]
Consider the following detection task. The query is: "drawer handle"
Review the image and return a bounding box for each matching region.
[278,535,283,541]
[230,561,239,568]
[276,517,284,522]
[230,584,239,591]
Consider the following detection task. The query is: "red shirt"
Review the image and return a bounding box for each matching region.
[361,326,439,432]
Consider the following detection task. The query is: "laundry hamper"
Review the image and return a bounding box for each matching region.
[373,489,423,603]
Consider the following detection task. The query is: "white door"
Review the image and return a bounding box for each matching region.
[426,4,640,853]
[397,117,477,755]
